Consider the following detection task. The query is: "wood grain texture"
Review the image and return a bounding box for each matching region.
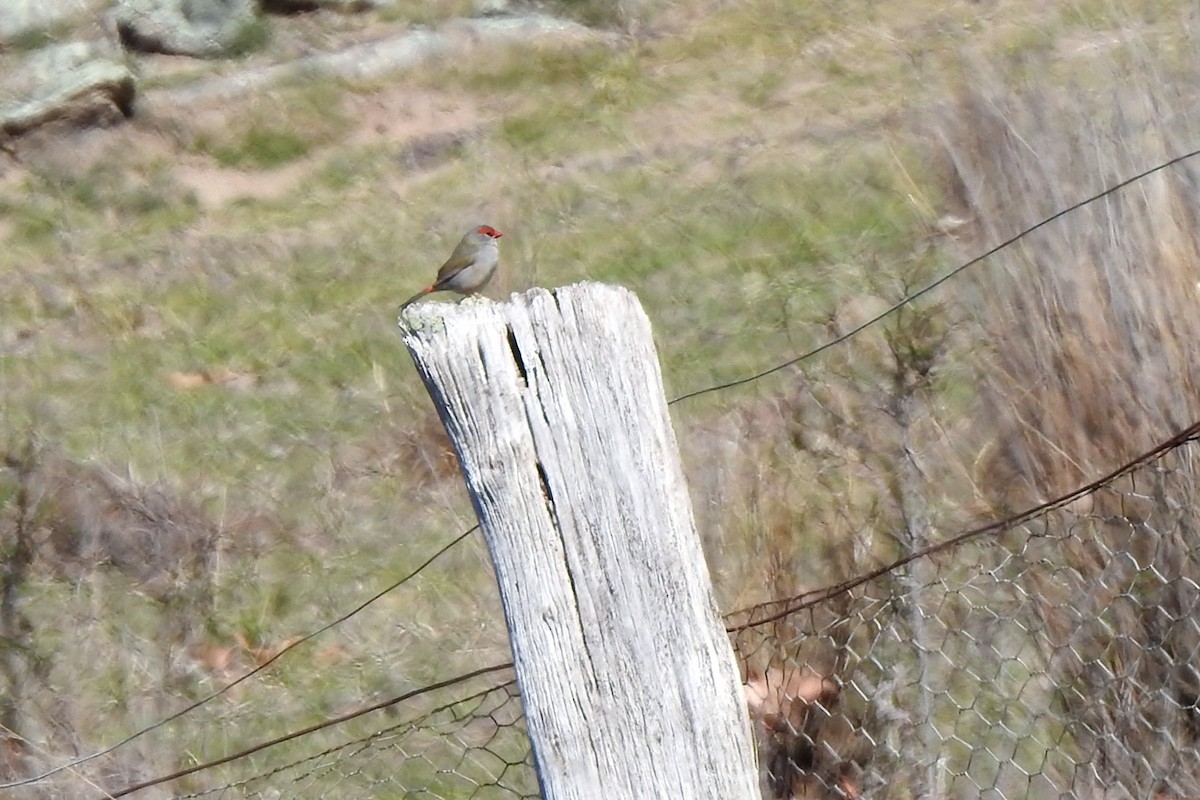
[401,283,758,800]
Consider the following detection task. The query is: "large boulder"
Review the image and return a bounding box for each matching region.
[0,42,136,137]
[114,0,259,58]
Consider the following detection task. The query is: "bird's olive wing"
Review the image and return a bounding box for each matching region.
[435,238,476,283]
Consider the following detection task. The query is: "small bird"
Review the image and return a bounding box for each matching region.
[400,225,503,309]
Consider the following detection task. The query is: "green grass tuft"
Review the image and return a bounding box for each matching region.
[214,126,312,168]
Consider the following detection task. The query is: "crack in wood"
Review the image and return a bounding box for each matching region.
[506,325,528,386]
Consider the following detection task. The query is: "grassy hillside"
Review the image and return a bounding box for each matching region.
[2,0,1199,795]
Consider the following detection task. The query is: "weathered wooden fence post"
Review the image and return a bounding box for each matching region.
[400,282,759,799]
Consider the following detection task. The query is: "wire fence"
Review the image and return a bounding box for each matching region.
[167,679,535,800]
[730,423,1200,799]
[6,138,1200,798]
[6,421,1188,799]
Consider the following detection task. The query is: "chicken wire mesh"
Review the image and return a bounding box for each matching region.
[142,677,536,800]
[9,428,1200,800]
[729,426,1200,800]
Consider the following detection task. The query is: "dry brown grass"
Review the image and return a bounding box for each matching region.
[4,0,1200,796]
[936,65,1200,505]
[933,38,1200,795]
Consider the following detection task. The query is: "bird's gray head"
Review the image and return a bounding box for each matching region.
[470,224,503,244]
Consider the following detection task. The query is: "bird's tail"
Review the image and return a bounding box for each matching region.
[400,286,434,310]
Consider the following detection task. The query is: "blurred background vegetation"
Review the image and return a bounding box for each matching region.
[4,0,1200,796]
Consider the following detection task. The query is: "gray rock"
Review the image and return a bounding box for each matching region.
[157,14,610,104]
[0,0,102,42]
[0,42,136,137]
[474,0,514,17]
[261,0,383,11]
[114,0,260,58]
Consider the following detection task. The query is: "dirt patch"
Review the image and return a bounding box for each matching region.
[174,157,313,207]
[171,85,483,208]
[0,78,486,211]
[345,85,481,147]
[1,115,177,183]
[1,10,576,211]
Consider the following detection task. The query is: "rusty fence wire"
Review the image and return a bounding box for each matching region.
[730,424,1200,800]
[11,425,1200,799]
